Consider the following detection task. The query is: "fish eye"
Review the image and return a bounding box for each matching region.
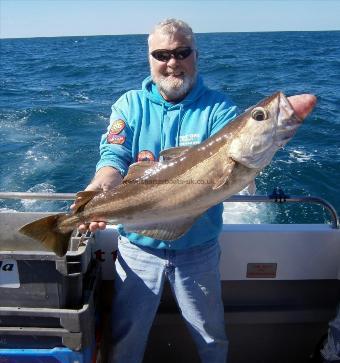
[251,107,268,121]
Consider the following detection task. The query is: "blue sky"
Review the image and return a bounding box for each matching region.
[1,0,339,39]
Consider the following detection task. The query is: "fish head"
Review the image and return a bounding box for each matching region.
[228,92,316,169]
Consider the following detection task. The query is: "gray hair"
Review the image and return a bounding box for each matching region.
[148,18,196,48]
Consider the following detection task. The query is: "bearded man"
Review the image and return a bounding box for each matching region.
[78,19,238,363]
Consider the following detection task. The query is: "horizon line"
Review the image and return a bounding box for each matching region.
[1,29,340,41]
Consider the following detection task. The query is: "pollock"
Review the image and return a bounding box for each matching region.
[19,92,316,256]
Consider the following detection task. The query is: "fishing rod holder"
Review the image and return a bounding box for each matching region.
[0,190,339,229]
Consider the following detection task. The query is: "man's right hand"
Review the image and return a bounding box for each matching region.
[71,166,123,233]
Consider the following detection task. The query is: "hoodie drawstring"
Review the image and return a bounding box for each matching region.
[176,105,186,147]
[160,103,165,151]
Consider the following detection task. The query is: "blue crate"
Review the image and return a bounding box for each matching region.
[0,346,94,363]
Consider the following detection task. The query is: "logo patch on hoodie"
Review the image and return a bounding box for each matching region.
[179,133,200,146]
[137,150,155,162]
[109,119,126,135]
[107,134,126,145]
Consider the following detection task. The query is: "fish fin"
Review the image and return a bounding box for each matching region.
[159,146,191,161]
[212,159,236,190]
[213,175,230,190]
[73,190,101,213]
[245,180,257,195]
[19,214,72,257]
[123,161,159,183]
[126,216,201,241]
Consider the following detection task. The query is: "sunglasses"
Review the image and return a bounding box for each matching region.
[150,47,193,62]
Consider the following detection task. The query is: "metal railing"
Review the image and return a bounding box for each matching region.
[0,192,76,201]
[0,189,339,229]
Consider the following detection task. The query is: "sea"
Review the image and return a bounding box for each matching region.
[0,31,339,225]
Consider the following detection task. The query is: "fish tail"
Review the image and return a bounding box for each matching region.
[19,214,73,257]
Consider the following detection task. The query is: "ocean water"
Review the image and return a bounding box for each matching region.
[0,31,339,224]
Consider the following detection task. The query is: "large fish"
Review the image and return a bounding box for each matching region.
[19,92,316,256]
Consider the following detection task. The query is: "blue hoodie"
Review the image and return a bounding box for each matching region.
[96,75,238,249]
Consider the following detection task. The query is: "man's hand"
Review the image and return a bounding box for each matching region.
[71,166,123,233]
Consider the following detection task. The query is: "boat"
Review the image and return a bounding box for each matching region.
[0,191,339,363]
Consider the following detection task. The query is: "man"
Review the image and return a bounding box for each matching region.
[78,19,238,363]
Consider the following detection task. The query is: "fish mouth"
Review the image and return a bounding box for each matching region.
[280,92,302,120]
[273,92,304,148]
[286,93,317,120]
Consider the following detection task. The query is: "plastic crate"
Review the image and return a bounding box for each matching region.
[0,263,100,351]
[0,232,93,309]
[0,346,95,363]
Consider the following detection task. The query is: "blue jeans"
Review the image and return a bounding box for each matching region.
[108,236,228,363]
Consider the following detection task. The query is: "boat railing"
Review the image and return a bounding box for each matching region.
[0,189,339,229]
